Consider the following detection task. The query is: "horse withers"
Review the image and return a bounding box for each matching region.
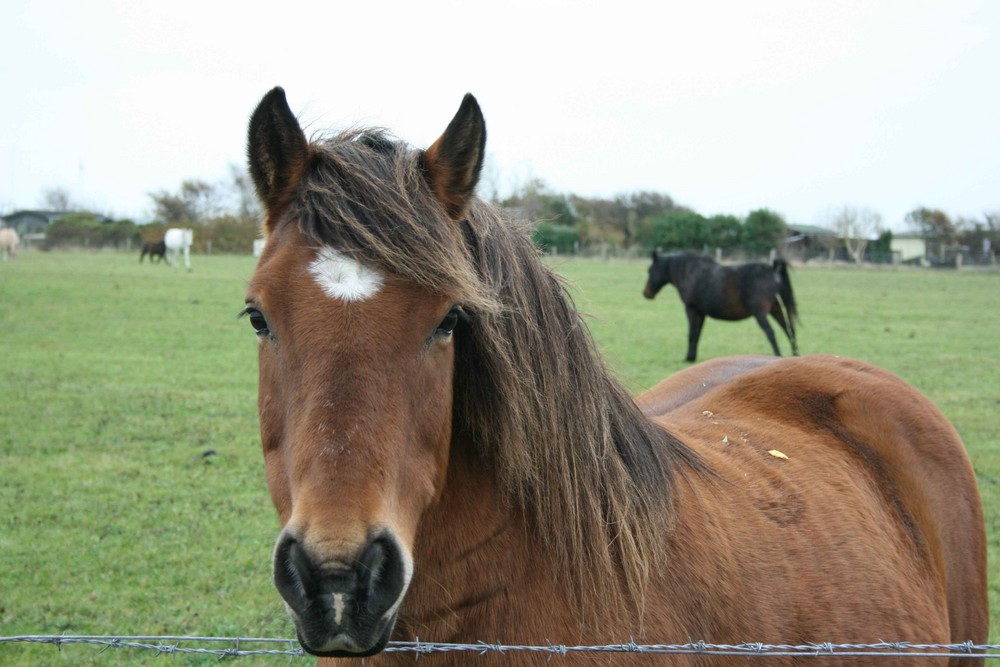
[139,240,167,263]
[242,88,986,664]
[644,251,799,362]
[0,227,20,261]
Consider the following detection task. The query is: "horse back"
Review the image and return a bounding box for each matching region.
[735,262,781,311]
[681,261,778,321]
[638,355,987,653]
[680,262,752,320]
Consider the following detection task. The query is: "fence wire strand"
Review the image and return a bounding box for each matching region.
[3,635,1000,659]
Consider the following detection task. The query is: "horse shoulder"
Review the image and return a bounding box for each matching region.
[675,260,714,303]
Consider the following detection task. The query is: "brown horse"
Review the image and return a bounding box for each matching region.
[139,240,167,263]
[243,87,987,665]
[643,251,799,362]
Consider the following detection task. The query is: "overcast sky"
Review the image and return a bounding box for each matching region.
[2,0,997,230]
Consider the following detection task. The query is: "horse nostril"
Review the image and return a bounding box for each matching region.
[273,534,318,610]
[357,534,407,617]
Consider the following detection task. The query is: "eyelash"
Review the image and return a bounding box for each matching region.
[239,306,272,339]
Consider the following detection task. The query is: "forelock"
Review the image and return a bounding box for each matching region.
[283,128,497,314]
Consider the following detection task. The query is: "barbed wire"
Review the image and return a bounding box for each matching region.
[3,635,1000,659]
[1,635,303,658]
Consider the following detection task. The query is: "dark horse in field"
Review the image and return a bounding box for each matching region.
[242,87,986,664]
[644,251,799,362]
[139,240,167,263]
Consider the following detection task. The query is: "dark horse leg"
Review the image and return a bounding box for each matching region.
[769,300,798,356]
[753,309,782,356]
[685,306,705,363]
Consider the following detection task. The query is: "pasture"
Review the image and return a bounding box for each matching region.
[1,251,999,664]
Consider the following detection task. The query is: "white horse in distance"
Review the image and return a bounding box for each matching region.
[164,228,193,270]
[0,228,19,261]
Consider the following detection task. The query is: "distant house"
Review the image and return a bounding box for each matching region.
[1,210,68,236]
[1,210,113,246]
[890,232,928,264]
[784,224,841,261]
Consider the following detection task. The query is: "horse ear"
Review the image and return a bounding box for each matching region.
[421,94,486,220]
[247,87,309,226]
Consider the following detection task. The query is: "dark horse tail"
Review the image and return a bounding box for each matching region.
[772,258,798,325]
[772,258,800,355]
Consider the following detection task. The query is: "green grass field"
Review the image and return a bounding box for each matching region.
[1,251,999,664]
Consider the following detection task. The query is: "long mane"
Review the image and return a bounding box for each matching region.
[285,129,703,610]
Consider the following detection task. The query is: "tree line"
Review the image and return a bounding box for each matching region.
[506,178,803,255]
[28,171,1000,262]
[503,178,999,261]
[35,167,261,253]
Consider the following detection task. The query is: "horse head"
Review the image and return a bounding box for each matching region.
[243,88,485,657]
[643,251,671,299]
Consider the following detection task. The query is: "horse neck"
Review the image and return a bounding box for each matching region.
[401,436,570,641]
[671,254,707,287]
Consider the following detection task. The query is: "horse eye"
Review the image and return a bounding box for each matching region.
[436,307,462,337]
[240,307,271,337]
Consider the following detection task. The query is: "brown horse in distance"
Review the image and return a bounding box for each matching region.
[139,240,167,263]
[644,251,799,362]
[242,87,987,665]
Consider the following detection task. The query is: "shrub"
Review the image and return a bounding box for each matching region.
[532,221,579,253]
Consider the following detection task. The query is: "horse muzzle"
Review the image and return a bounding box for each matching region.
[272,530,410,657]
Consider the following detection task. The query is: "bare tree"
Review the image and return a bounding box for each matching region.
[905,207,955,241]
[40,187,74,212]
[228,164,261,223]
[983,210,1000,249]
[149,179,222,225]
[985,211,1000,261]
[571,195,630,245]
[830,205,883,263]
[478,153,502,204]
